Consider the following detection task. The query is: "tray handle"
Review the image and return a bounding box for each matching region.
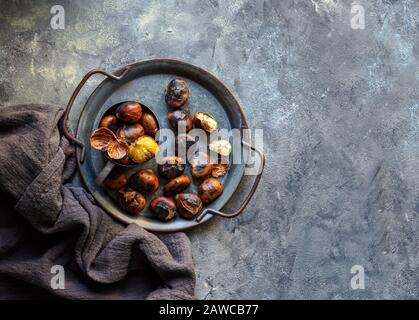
[62,67,130,163]
[195,140,265,222]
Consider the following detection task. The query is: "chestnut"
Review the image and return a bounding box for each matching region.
[198,178,223,204]
[175,133,195,156]
[175,193,203,219]
[193,112,218,133]
[165,79,189,109]
[116,123,144,143]
[150,196,177,221]
[117,188,147,214]
[191,151,212,179]
[158,156,185,179]
[103,168,128,190]
[167,109,193,132]
[129,169,159,194]
[117,153,133,165]
[116,102,142,123]
[140,113,158,137]
[163,175,191,196]
[99,114,118,132]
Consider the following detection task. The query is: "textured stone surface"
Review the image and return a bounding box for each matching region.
[0,0,418,299]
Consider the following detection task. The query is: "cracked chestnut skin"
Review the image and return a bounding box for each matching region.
[117,188,147,214]
[165,79,189,109]
[158,156,185,179]
[175,193,203,219]
[150,196,177,221]
[129,169,159,194]
[191,151,212,180]
[163,175,191,196]
[167,108,193,132]
[198,178,223,204]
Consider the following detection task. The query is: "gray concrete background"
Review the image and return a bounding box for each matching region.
[0,0,418,299]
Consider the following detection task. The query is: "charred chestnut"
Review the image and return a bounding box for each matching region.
[150,196,177,221]
[116,102,142,123]
[129,169,159,194]
[163,175,191,196]
[158,156,185,179]
[167,109,193,132]
[116,123,144,143]
[103,168,128,190]
[175,133,196,156]
[165,79,189,109]
[191,151,212,179]
[117,188,147,214]
[175,193,203,219]
[193,112,218,133]
[140,113,159,137]
[198,178,223,204]
[99,114,118,132]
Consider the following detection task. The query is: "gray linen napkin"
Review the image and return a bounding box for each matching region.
[0,104,195,299]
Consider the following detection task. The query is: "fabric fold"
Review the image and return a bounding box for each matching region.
[0,104,195,300]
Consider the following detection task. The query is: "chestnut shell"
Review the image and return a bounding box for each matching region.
[116,123,145,143]
[140,113,159,137]
[191,151,212,180]
[117,188,147,214]
[165,79,189,109]
[158,156,185,179]
[129,169,159,194]
[175,193,203,219]
[99,115,118,132]
[116,102,142,123]
[167,109,193,132]
[193,112,218,133]
[163,175,191,196]
[150,196,177,221]
[198,178,223,204]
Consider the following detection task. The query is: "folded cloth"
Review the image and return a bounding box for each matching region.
[0,104,195,299]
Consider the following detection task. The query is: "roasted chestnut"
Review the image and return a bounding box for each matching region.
[99,114,118,132]
[117,188,147,214]
[175,133,195,152]
[158,156,185,179]
[150,196,177,221]
[165,79,189,109]
[198,178,223,204]
[191,151,212,179]
[175,193,203,219]
[140,112,159,137]
[167,109,193,132]
[163,175,191,196]
[116,123,145,143]
[193,112,218,133]
[129,169,159,194]
[209,140,232,156]
[116,102,142,123]
[103,168,128,190]
[128,135,159,163]
[212,160,229,177]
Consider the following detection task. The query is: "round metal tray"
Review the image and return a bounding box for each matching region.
[63,59,264,232]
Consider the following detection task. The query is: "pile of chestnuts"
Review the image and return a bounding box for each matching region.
[95,79,233,222]
[90,101,159,165]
